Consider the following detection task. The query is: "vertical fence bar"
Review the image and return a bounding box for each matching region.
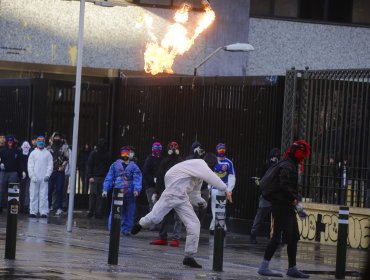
[5,183,20,260]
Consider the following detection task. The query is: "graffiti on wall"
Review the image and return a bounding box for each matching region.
[298,212,370,249]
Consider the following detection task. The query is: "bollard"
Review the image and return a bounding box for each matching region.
[108,188,124,265]
[335,206,349,279]
[213,193,226,272]
[5,183,20,260]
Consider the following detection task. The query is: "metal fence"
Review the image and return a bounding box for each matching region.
[282,69,370,207]
[113,76,285,220]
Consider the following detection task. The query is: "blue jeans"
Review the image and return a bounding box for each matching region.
[108,191,136,233]
[48,171,65,210]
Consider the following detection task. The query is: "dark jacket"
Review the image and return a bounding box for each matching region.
[86,148,111,178]
[269,157,299,206]
[186,141,208,190]
[154,155,182,196]
[0,146,22,174]
[142,154,163,189]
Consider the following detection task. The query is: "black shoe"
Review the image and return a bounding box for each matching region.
[40,214,48,218]
[122,232,131,237]
[87,212,94,218]
[183,257,202,268]
[29,214,37,218]
[209,230,214,235]
[130,223,142,235]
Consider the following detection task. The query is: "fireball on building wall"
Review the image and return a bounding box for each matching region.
[140,1,215,75]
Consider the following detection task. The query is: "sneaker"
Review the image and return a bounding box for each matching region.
[287,266,309,278]
[150,239,168,246]
[29,214,37,218]
[40,214,48,218]
[183,257,202,268]
[130,223,142,235]
[55,209,63,216]
[170,240,180,247]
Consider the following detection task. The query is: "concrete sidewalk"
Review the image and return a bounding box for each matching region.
[0,211,367,279]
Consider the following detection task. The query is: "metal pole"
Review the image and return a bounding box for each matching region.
[108,188,124,265]
[335,206,349,279]
[67,0,86,232]
[212,193,226,272]
[5,183,20,260]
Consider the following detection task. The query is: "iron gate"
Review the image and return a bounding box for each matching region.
[113,75,285,220]
[282,68,370,207]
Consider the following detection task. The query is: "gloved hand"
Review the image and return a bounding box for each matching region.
[31,177,38,183]
[102,191,108,198]
[44,176,50,182]
[197,201,207,209]
[151,193,158,204]
[22,172,27,180]
[0,163,5,171]
[296,202,308,220]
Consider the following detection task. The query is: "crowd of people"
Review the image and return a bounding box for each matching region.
[0,129,315,277]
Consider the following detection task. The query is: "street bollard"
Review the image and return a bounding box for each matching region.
[108,188,124,265]
[335,206,349,279]
[213,193,226,272]
[5,183,20,260]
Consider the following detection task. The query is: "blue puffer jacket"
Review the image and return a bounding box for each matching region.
[103,160,142,194]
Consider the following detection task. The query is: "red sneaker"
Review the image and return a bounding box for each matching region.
[170,239,180,247]
[150,239,168,245]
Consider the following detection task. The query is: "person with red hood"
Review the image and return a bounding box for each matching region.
[258,140,311,279]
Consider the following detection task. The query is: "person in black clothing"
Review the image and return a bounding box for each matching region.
[150,141,183,247]
[186,141,208,220]
[78,143,91,194]
[0,135,25,213]
[250,148,280,244]
[86,138,111,218]
[258,140,310,279]
[142,142,163,213]
[19,141,32,213]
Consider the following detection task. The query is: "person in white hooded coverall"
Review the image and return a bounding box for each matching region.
[27,136,53,217]
[131,153,232,268]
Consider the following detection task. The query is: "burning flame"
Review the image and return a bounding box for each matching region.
[143,2,215,75]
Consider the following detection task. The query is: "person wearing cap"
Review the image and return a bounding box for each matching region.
[27,136,53,218]
[0,135,25,213]
[209,143,236,234]
[47,132,69,216]
[131,153,233,268]
[142,142,163,213]
[149,141,183,247]
[258,140,311,278]
[102,146,142,235]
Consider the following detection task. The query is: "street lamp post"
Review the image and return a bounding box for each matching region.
[193,43,254,77]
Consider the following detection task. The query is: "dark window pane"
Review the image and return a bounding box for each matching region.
[139,0,171,6]
[173,0,202,9]
[250,0,273,17]
[352,0,370,24]
[328,0,353,22]
[274,0,299,17]
[299,0,325,20]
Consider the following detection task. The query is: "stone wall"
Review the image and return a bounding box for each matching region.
[0,0,250,76]
[299,202,370,249]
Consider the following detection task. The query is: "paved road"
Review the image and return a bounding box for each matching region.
[0,212,367,279]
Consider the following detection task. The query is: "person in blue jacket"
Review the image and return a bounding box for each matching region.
[102,146,142,235]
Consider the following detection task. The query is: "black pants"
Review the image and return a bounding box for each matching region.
[263,204,299,267]
[88,176,104,216]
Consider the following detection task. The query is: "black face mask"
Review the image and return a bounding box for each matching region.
[53,139,62,145]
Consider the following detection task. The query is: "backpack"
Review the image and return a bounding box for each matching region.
[259,159,287,201]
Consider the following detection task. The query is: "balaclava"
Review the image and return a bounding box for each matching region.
[6,135,14,149]
[97,138,105,150]
[269,148,281,164]
[21,141,31,155]
[284,140,311,172]
[167,141,180,156]
[37,136,46,149]
[120,146,130,163]
[216,143,226,158]
[128,146,135,160]
[152,142,162,157]
[191,141,205,159]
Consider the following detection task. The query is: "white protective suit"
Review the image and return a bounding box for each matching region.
[139,159,229,256]
[27,148,53,215]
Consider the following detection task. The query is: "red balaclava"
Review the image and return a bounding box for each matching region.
[284,140,311,172]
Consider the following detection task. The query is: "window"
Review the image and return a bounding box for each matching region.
[127,0,203,10]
